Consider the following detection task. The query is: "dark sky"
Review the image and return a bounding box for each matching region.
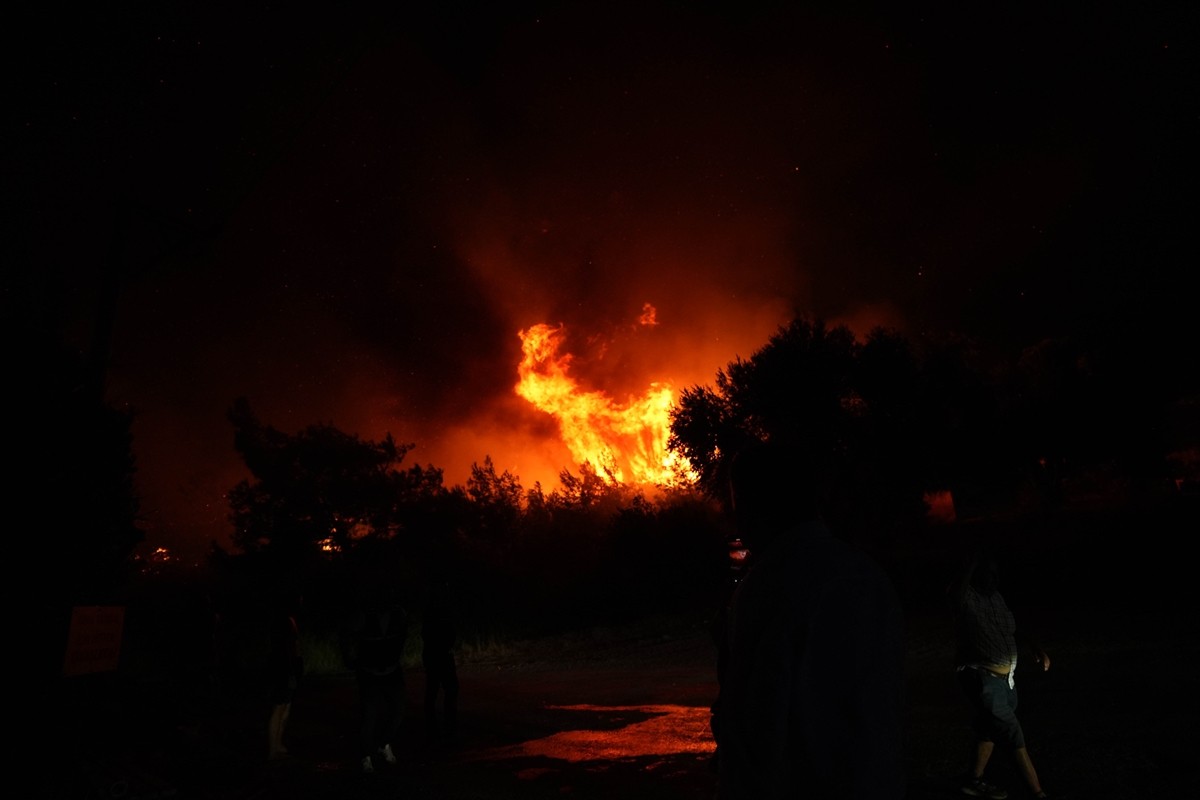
[11,2,1194,560]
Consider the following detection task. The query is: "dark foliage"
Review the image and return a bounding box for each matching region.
[669,316,925,544]
[668,314,1192,547]
[189,314,1196,661]
[226,396,445,561]
[214,401,734,648]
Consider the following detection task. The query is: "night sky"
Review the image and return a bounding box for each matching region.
[11,3,1194,560]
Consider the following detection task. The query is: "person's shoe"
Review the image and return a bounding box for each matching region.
[378,743,396,764]
[361,756,374,773]
[961,778,1008,799]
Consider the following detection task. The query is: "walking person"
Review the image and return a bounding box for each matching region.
[422,576,459,746]
[953,547,1054,799]
[344,585,409,773]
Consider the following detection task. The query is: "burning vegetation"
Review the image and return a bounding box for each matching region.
[515,319,696,490]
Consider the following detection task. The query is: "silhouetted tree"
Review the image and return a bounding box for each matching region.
[670,316,859,493]
[551,461,608,511]
[604,490,730,619]
[840,327,931,539]
[226,398,443,565]
[913,333,1022,517]
[996,323,1186,509]
[669,381,743,497]
[669,316,935,543]
[466,455,523,540]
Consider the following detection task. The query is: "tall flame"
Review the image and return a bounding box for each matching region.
[516,321,694,487]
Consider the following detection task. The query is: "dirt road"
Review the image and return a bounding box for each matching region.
[56,602,1194,800]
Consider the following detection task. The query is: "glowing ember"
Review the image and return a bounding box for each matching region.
[515,320,695,487]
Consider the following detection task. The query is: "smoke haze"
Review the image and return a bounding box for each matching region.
[13,4,1190,558]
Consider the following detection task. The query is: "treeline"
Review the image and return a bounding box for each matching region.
[182,315,1193,665]
[213,396,736,644]
[32,311,1195,685]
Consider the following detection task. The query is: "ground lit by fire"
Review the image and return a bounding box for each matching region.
[469,703,713,773]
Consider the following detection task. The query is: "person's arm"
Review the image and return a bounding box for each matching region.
[1019,630,1050,671]
[1013,605,1050,672]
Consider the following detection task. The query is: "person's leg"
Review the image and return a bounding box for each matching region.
[380,674,405,757]
[443,660,459,740]
[971,740,995,778]
[360,678,383,761]
[268,702,290,758]
[957,669,995,779]
[424,664,442,740]
[268,705,278,757]
[957,670,1011,798]
[1013,747,1043,795]
[990,680,1046,795]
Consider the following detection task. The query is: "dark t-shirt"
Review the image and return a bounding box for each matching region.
[955,586,1019,677]
[715,521,906,800]
[350,606,407,677]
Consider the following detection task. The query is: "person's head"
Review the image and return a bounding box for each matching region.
[727,438,822,550]
[966,547,1000,596]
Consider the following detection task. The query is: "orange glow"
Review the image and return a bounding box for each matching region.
[923,489,956,524]
[472,704,714,765]
[515,320,695,488]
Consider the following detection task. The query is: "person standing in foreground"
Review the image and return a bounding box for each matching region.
[421,576,459,746]
[953,548,1053,800]
[344,585,410,773]
[267,589,303,761]
[712,439,907,799]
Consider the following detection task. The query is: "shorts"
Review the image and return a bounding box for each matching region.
[956,666,1025,749]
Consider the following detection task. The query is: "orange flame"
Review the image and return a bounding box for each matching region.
[516,321,694,487]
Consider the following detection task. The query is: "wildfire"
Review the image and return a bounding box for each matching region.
[515,320,695,487]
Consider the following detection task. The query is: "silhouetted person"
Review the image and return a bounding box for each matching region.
[422,576,459,745]
[188,590,225,725]
[712,439,906,799]
[267,589,303,761]
[203,591,224,711]
[953,547,1053,799]
[344,585,409,773]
